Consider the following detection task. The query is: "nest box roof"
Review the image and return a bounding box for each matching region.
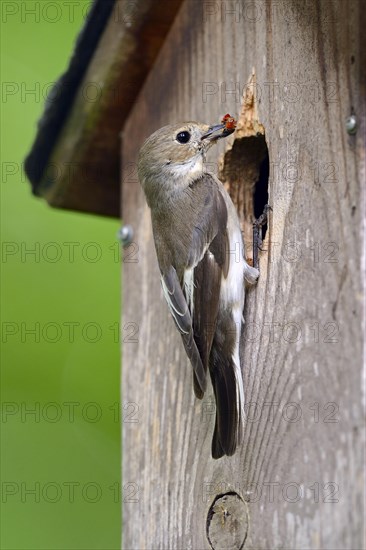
[25,0,183,217]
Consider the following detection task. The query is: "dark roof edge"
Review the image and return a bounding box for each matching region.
[24,0,115,192]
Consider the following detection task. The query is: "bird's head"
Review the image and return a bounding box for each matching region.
[138,121,235,204]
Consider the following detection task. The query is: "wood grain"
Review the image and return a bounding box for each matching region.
[122,0,364,548]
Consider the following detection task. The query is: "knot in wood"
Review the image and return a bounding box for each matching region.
[206,492,248,550]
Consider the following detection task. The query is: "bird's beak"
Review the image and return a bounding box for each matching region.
[201,123,235,142]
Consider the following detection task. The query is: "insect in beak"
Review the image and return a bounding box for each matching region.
[201,115,237,142]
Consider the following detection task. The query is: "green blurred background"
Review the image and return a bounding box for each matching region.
[1,2,121,548]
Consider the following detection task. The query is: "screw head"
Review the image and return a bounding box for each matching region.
[346,115,357,135]
[117,225,133,247]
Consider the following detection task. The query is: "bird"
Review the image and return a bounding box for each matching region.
[138,120,261,458]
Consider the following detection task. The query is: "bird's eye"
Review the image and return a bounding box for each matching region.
[176,131,191,144]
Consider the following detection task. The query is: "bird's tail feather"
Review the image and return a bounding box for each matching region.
[210,343,244,459]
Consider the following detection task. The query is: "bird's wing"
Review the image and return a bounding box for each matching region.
[160,174,229,398]
[190,188,229,398]
[161,265,207,394]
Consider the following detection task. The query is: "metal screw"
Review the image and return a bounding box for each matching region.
[346,114,357,135]
[117,225,133,247]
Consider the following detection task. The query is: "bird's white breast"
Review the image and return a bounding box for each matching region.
[169,154,204,183]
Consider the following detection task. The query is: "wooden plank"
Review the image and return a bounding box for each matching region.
[121,0,365,548]
[33,0,183,217]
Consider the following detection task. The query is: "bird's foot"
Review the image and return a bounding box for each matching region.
[253,204,272,269]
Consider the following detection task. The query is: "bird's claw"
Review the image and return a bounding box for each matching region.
[253,204,272,269]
